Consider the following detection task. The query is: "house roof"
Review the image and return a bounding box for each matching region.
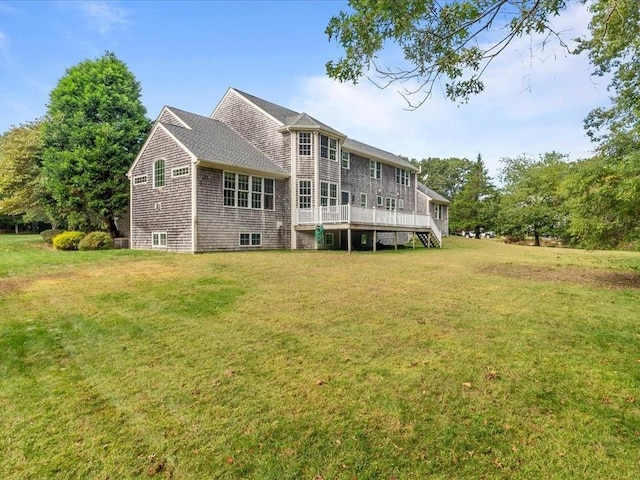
[417,182,450,204]
[343,138,417,171]
[232,88,345,138]
[162,107,288,177]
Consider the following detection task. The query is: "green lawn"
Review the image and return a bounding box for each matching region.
[1,234,639,479]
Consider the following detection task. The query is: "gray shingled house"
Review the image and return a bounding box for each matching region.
[127,88,449,252]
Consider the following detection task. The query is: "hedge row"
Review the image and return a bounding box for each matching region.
[41,229,115,251]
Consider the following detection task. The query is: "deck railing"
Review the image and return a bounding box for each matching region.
[296,205,441,243]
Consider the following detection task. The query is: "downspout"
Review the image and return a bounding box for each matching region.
[288,127,297,250]
[191,158,199,253]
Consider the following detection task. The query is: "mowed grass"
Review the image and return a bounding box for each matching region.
[1,235,639,479]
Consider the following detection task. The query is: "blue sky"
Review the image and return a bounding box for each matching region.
[0,0,611,176]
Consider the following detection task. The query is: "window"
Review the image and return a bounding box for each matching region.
[240,233,262,247]
[152,232,167,248]
[341,151,350,169]
[398,199,405,210]
[360,193,367,207]
[433,204,443,220]
[325,233,335,246]
[252,176,262,209]
[153,159,165,188]
[264,178,274,210]
[320,135,337,160]
[224,172,236,206]
[223,172,274,210]
[133,175,147,185]
[298,180,312,208]
[237,174,249,208]
[376,195,383,207]
[341,191,350,205]
[396,168,410,186]
[172,166,190,177]
[299,132,312,156]
[360,234,368,245]
[320,182,338,206]
[370,160,381,179]
[385,197,396,210]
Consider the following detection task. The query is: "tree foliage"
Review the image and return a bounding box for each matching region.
[42,52,150,236]
[563,152,640,249]
[449,154,498,237]
[498,152,570,245]
[0,119,48,222]
[579,0,640,156]
[326,0,568,107]
[410,156,473,200]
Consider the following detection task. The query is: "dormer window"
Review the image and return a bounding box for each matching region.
[320,135,337,161]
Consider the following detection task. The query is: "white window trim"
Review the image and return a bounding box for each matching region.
[370,160,381,179]
[152,231,167,248]
[398,198,405,210]
[396,168,410,186]
[153,158,166,189]
[298,179,312,209]
[171,165,190,177]
[320,181,338,207]
[298,132,312,156]
[341,151,350,169]
[320,135,338,161]
[239,233,262,247]
[223,171,275,210]
[360,193,367,208]
[376,195,383,207]
[133,175,147,185]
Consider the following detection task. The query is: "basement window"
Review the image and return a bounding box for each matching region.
[152,232,167,248]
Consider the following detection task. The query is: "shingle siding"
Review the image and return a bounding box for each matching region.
[195,167,290,251]
[130,128,193,252]
[341,153,416,212]
[158,109,186,128]
[212,90,291,172]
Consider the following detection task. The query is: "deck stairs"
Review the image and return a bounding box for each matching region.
[416,231,441,248]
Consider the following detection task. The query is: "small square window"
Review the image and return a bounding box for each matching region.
[325,233,334,246]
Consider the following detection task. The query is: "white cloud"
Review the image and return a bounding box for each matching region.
[76,1,129,35]
[290,2,607,176]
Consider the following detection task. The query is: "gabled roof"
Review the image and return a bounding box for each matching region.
[417,182,450,204]
[163,107,288,177]
[343,138,417,171]
[232,88,345,138]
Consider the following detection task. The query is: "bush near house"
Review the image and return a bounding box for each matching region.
[52,231,85,250]
[78,231,114,251]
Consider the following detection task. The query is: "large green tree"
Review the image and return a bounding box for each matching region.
[42,52,150,236]
[498,152,570,246]
[449,154,498,237]
[0,119,49,224]
[410,156,473,200]
[563,152,640,249]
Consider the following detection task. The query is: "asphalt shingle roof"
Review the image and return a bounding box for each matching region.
[343,138,417,171]
[417,182,450,204]
[163,107,288,177]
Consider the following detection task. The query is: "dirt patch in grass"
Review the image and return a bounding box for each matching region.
[0,278,31,297]
[483,264,640,290]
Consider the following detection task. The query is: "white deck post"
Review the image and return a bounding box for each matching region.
[347,228,352,253]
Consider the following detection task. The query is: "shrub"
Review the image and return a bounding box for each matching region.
[78,231,114,251]
[52,231,85,251]
[41,229,63,245]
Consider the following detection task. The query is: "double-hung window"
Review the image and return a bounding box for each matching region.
[360,193,367,207]
[320,135,337,161]
[370,160,381,179]
[299,132,312,156]
[153,158,165,188]
[320,182,337,206]
[224,172,275,210]
[341,151,350,169]
[396,168,410,186]
[433,204,443,220]
[298,180,312,209]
